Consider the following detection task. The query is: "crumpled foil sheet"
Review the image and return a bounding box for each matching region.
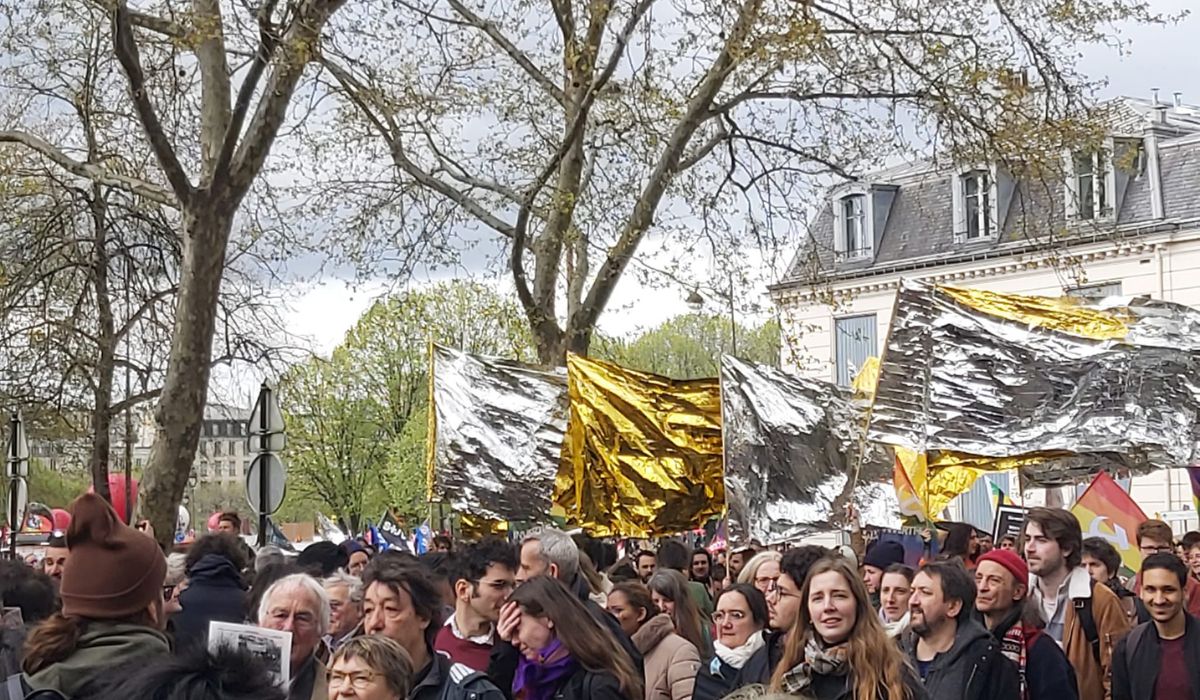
[428,344,566,522]
[870,280,1200,485]
[720,355,896,543]
[556,354,725,538]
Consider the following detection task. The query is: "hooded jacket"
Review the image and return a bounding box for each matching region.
[23,622,171,698]
[903,618,1020,700]
[633,614,699,700]
[169,554,248,651]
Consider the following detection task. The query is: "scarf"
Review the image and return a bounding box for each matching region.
[713,630,766,670]
[990,609,1031,700]
[779,635,850,695]
[883,611,910,639]
[513,638,578,700]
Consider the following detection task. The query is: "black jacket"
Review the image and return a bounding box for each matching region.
[903,619,1020,700]
[547,667,630,700]
[170,554,248,651]
[793,666,930,700]
[1111,614,1200,700]
[411,653,507,700]
[692,655,740,700]
[735,629,784,686]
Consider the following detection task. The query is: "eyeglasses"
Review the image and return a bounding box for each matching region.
[713,610,748,624]
[328,671,381,689]
[1139,544,1174,555]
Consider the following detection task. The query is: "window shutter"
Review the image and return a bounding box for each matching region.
[833,198,847,255]
[951,174,966,243]
[1064,150,1079,220]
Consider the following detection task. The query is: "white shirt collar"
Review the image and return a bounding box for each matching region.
[445,613,495,646]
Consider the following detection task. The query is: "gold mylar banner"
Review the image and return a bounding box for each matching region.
[555,354,724,537]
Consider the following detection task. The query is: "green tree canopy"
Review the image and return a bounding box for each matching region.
[595,314,779,379]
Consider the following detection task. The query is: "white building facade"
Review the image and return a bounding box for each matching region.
[771,97,1200,532]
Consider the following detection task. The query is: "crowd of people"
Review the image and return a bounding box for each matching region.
[3,494,1200,700]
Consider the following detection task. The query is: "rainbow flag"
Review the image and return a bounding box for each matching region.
[990,480,1014,510]
[894,454,932,522]
[1071,471,1147,573]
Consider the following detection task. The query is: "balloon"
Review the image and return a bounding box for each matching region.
[50,509,71,531]
[207,511,223,532]
[86,474,139,524]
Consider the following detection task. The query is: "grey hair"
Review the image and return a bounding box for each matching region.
[323,572,364,604]
[522,527,579,582]
[255,545,286,572]
[258,573,331,636]
[164,552,188,587]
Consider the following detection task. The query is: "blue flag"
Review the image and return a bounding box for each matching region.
[368,524,390,552]
[414,521,432,555]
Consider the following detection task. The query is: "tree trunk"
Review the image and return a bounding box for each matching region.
[139,202,234,549]
[89,192,114,503]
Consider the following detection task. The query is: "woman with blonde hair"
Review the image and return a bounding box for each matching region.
[737,551,782,596]
[769,558,925,700]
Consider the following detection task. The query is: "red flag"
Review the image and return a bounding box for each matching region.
[1071,471,1147,572]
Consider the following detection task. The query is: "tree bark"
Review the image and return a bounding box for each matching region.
[139,200,234,548]
[88,191,115,503]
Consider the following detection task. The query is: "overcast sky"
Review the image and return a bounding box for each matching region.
[274,1,1199,364]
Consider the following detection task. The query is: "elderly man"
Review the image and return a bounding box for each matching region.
[258,573,330,700]
[323,572,363,654]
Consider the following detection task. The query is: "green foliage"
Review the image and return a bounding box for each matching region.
[278,280,533,532]
[26,460,90,509]
[594,314,780,379]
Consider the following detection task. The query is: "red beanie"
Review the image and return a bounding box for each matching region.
[977,548,1028,586]
[60,493,167,619]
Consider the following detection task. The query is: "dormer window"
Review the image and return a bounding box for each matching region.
[842,194,868,259]
[1072,150,1109,220]
[952,165,1008,243]
[962,170,992,239]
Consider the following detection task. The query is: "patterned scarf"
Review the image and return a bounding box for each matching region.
[991,609,1029,700]
[779,635,850,695]
[513,638,579,700]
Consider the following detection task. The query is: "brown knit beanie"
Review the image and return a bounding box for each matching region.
[60,493,167,619]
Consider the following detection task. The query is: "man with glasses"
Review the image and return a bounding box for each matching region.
[435,538,518,672]
[1133,519,1200,617]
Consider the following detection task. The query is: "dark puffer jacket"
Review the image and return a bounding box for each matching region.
[169,554,248,651]
[902,619,1020,700]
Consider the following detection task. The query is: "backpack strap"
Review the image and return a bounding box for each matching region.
[2,674,19,700]
[1073,580,1101,665]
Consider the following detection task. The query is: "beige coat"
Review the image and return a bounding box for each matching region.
[633,614,700,700]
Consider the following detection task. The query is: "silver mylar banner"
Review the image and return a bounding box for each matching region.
[720,355,897,544]
[429,345,566,522]
[869,279,1200,485]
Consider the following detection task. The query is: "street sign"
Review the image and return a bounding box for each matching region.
[245,454,286,515]
[247,383,286,453]
[5,414,29,478]
[8,478,27,533]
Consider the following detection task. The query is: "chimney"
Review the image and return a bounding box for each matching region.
[1143,111,1166,220]
[1174,91,1183,108]
[1152,87,1160,104]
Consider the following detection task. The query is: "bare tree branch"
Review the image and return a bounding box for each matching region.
[446,0,566,107]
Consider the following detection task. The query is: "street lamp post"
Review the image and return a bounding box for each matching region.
[246,382,286,548]
[5,413,29,560]
[686,274,738,357]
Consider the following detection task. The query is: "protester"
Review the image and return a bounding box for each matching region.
[608,582,700,700]
[693,584,767,700]
[217,512,242,535]
[998,535,1018,552]
[690,550,712,587]
[300,542,352,579]
[1081,537,1147,625]
[256,545,287,573]
[740,545,828,685]
[1181,531,1200,583]
[1134,519,1200,617]
[1024,508,1130,700]
[938,523,979,570]
[324,573,365,656]
[41,534,68,583]
[433,535,453,554]
[14,494,169,699]
[257,573,331,700]
[504,576,642,700]
[974,549,1078,700]
[648,570,712,659]
[88,645,287,700]
[0,560,56,678]
[708,564,726,600]
[658,541,715,618]
[637,551,658,584]
[862,540,906,610]
[1111,553,1200,700]
[421,552,458,613]
[766,557,925,700]
[580,551,612,608]
[727,547,757,583]
[344,541,372,578]
[879,564,915,637]
[171,532,251,651]
[362,557,504,700]
[610,561,641,585]
[328,636,415,700]
[904,560,1018,700]
[736,551,782,597]
[977,535,994,555]
[435,537,517,672]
